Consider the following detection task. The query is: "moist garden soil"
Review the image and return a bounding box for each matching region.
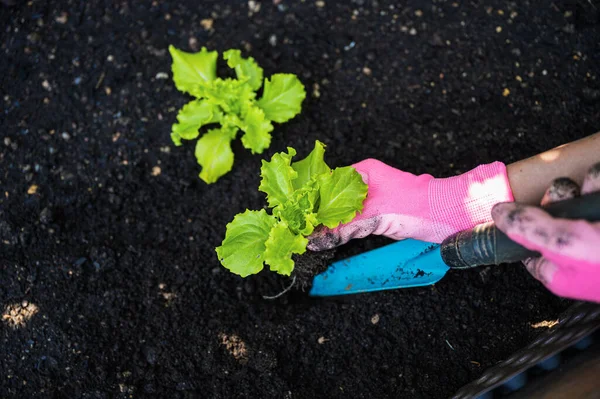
[1,0,599,398]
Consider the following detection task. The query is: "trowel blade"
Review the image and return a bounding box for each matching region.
[309,239,449,297]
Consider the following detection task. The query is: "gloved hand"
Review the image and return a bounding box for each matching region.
[492,163,600,303]
[308,159,514,250]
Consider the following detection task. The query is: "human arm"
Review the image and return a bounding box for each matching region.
[507,132,600,204]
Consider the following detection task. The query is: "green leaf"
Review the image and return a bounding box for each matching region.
[264,221,308,276]
[316,166,368,228]
[216,210,277,277]
[195,126,238,184]
[193,78,255,115]
[171,100,222,146]
[223,49,264,91]
[275,193,319,236]
[219,114,241,131]
[240,105,274,154]
[169,46,217,96]
[258,148,297,208]
[291,140,331,190]
[257,74,306,123]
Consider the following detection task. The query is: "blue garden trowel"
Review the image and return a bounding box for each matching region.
[309,191,600,297]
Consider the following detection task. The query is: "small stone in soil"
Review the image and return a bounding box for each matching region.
[39,207,52,224]
[55,12,68,24]
[143,345,158,365]
[312,83,321,98]
[200,19,213,31]
[269,34,277,46]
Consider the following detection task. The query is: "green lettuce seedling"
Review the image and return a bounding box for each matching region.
[216,141,368,277]
[169,46,306,183]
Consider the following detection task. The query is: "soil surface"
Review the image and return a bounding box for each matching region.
[1,0,599,398]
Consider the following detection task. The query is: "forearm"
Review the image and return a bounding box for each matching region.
[507,132,600,204]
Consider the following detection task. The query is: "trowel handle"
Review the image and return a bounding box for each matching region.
[440,191,600,269]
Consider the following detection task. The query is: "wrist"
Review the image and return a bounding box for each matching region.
[429,162,514,242]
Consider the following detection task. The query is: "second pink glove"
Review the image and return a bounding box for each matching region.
[492,163,600,303]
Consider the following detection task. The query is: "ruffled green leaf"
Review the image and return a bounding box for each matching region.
[216,210,277,277]
[193,78,256,115]
[240,105,274,154]
[258,147,297,208]
[275,193,319,236]
[291,140,330,190]
[264,221,308,276]
[316,166,368,228]
[223,49,264,91]
[169,46,217,96]
[257,74,306,123]
[171,100,222,146]
[195,126,238,184]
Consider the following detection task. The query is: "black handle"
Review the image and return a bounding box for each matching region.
[440,191,600,269]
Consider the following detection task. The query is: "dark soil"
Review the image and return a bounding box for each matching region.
[292,248,336,290]
[1,0,599,398]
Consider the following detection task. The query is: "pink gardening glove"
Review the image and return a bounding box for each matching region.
[308,159,514,250]
[492,163,600,303]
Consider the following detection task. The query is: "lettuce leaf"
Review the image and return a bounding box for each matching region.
[258,147,297,208]
[264,221,308,276]
[240,105,273,154]
[193,78,256,115]
[223,49,264,91]
[257,74,306,123]
[169,46,217,95]
[216,210,277,277]
[316,166,368,228]
[217,141,367,277]
[195,126,238,184]
[274,187,319,236]
[291,140,330,190]
[171,100,222,146]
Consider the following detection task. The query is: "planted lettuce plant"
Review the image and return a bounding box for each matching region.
[216,141,368,278]
[169,46,306,183]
